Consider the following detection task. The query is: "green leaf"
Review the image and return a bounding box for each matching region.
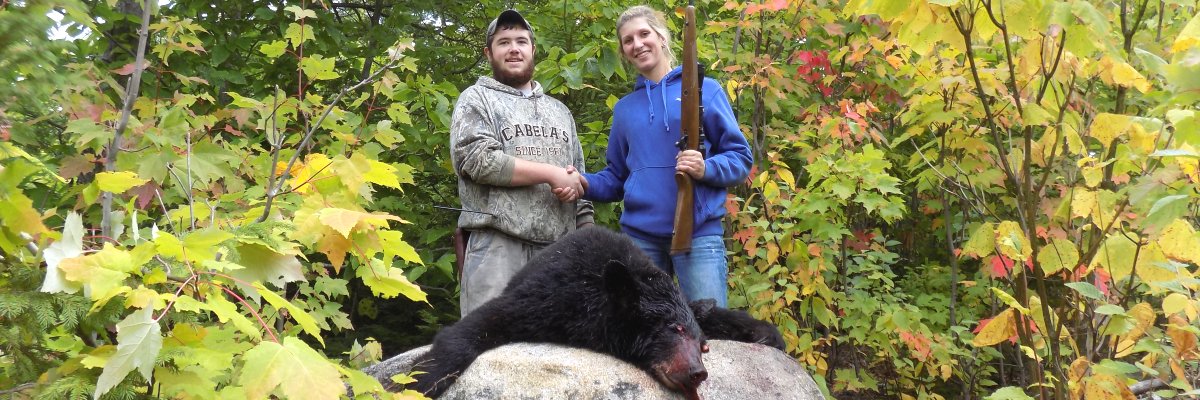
[283,5,317,21]
[156,229,233,263]
[239,337,342,400]
[340,365,386,397]
[985,386,1034,400]
[599,46,620,79]
[386,103,412,126]
[227,243,305,295]
[206,293,263,341]
[379,230,423,266]
[94,307,163,399]
[67,118,112,149]
[300,55,340,80]
[259,40,287,58]
[359,259,427,302]
[253,282,324,347]
[1095,304,1125,315]
[284,23,315,46]
[1065,282,1105,301]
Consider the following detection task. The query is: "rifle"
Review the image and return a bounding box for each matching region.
[671,0,705,255]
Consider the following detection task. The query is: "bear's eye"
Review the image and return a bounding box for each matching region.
[673,324,684,333]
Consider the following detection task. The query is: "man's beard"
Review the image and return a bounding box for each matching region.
[490,59,534,89]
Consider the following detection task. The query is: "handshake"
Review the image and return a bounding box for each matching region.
[550,165,589,202]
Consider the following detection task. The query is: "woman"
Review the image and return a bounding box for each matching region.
[581,5,753,307]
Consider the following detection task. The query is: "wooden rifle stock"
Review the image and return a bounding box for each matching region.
[671,1,702,255]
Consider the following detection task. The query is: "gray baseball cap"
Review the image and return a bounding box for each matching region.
[485,9,534,48]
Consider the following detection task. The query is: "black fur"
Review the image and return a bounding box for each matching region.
[411,226,708,398]
[689,299,786,351]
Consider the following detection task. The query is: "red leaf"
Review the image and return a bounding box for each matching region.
[972,317,993,334]
[1094,268,1112,297]
[898,330,932,361]
[1035,226,1049,240]
[111,61,145,75]
[765,0,788,11]
[732,228,755,244]
[988,255,1015,278]
[953,248,963,257]
[223,124,245,137]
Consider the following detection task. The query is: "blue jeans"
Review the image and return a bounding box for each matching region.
[628,235,729,307]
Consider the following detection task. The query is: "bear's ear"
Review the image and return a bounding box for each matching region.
[603,260,640,310]
[689,299,716,319]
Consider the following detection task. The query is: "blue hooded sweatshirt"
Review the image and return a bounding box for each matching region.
[583,66,753,241]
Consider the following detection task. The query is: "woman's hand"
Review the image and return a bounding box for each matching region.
[676,150,705,179]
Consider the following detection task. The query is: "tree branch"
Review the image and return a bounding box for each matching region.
[100,0,152,240]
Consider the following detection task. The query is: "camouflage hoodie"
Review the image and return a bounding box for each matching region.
[450,76,594,244]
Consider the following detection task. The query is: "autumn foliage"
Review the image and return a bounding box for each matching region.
[2,0,1200,399]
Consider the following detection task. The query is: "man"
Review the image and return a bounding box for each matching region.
[450,9,594,317]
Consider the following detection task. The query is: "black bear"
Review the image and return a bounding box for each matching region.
[411,226,708,398]
[411,226,781,399]
[689,299,785,351]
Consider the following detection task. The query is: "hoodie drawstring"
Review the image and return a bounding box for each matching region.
[642,79,671,134]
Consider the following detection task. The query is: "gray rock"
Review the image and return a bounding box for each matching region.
[363,340,825,400]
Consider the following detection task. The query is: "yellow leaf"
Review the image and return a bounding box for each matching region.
[317,233,351,271]
[1088,113,1132,149]
[1172,13,1200,53]
[1158,219,1200,265]
[1086,234,1179,284]
[1071,190,1096,220]
[1068,356,1090,383]
[95,171,149,193]
[1079,157,1103,188]
[124,286,164,310]
[363,159,402,189]
[1116,302,1155,356]
[1110,61,1152,93]
[961,222,995,259]
[59,244,135,300]
[995,221,1032,262]
[316,208,405,238]
[972,308,1017,347]
[1127,123,1156,155]
[1164,293,1190,316]
[1038,239,1079,275]
[1083,373,1135,400]
[287,153,333,194]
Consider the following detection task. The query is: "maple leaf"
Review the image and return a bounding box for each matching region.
[239,337,343,400]
[988,255,1015,279]
[94,308,163,399]
[898,330,932,361]
[972,308,1017,347]
[732,228,756,244]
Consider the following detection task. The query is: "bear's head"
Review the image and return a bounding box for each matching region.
[602,259,709,399]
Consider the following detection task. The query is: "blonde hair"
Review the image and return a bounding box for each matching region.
[616,5,676,67]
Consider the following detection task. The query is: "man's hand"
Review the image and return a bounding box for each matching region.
[676,149,705,179]
[549,166,584,202]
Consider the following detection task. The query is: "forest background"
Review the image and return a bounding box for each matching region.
[2,0,1200,399]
